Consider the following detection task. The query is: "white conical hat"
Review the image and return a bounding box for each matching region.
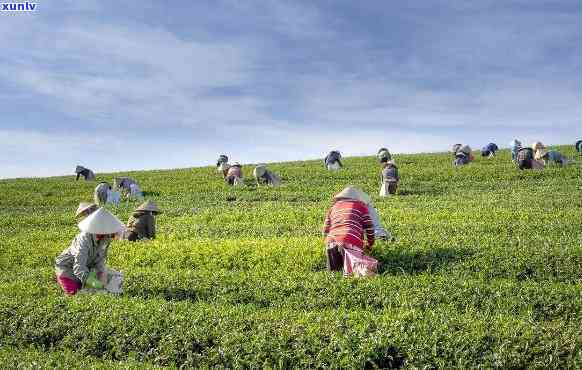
[531,141,545,151]
[136,200,161,214]
[78,208,124,234]
[254,164,267,177]
[75,202,98,218]
[333,186,371,204]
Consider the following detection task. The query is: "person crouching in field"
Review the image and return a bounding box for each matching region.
[225,162,243,186]
[510,139,522,162]
[516,147,544,170]
[126,200,161,241]
[253,164,281,186]
[114,177,143,200]
[75,202,98,220]
[323,186,378,276]
[94,182,112,205]
[55,208,124,295]
[216,154,229,173]
[453,145,473,166]
[379,159,399,196]
[324,150,343,170]
[481,143,499,158]
[537,148,568,167]
[75,165,95,181]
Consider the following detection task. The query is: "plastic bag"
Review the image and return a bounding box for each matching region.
[343,247,378,277]
[327,162,341,171]
[379,182,389,197]
[85,271,103,289]
[105,269,123,294]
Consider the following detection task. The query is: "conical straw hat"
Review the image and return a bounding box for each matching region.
[78,208,124,234]
[75,202,98,218]
[333,186,371,204]
[531,141,545,151]
[135,200,161,214]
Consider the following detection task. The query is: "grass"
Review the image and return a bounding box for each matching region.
[1,145,582,368]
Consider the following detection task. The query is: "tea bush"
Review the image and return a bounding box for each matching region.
[1,146,582,368]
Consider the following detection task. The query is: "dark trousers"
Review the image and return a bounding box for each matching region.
[326,244,345,272]
[388,182,398,194]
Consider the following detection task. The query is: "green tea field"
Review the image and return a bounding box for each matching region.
[1,146,582,368]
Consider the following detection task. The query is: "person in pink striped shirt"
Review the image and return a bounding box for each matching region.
[323,186,376,273]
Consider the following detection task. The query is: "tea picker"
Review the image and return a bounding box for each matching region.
[323,186,382,277]
[379,159,399,197]
[480,143,499,158]
[74,165,95,181]
[510,139,522,162]
[253,164,281,186]
[55,208,125,295]
[516,147,544,170]
[324,150,343,170]
[453,145,473,166]
[216,154,229,173]
[94,182,112,205]
[451,143,463,155]
[225,162,243,186]
[114,177,144,200]
[537,148,568,167]
[126,200,161,241]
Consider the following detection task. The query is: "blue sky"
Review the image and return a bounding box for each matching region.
[1,0,581,178]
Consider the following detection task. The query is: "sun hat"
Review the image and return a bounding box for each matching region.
[135,200,161,214]
[531,141,545,151]
[78,208,124,234]
[451,144,463,153]
[333,186,371,204]
[231,162,242,167]
[254,164,267,177]
[75,202,98,218]
[75,165,85,174]
[510,139,522,147]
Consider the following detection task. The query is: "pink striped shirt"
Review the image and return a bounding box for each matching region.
[323,200,375,248]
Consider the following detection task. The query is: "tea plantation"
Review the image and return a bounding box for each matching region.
[1,146,582,368]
